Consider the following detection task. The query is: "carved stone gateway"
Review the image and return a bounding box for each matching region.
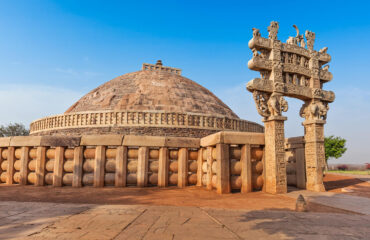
[246,21,335,193]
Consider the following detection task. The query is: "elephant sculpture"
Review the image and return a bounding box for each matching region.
[267,92,288,117]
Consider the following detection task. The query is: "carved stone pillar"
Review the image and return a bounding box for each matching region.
[303,119,326,192]
[263,116,288,194]
[300,99,328,192]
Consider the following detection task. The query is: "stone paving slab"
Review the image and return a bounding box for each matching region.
[0,201,369,240]
[286,190,370,215]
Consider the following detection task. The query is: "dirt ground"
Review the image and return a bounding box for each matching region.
[0,173,367,215]
[324,173,370,198]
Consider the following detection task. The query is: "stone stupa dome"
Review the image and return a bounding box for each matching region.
[65,60,238,119]
[30,61,263,137]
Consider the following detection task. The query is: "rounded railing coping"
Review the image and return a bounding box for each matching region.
[30,110,264,134]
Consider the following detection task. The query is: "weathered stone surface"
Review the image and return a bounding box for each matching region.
[10,136,42,147]
[1,201,369,240]
[65,66,239,117]
[0,137,11,147]
[123,135,166,147]
[41,136,81,147]
[165,137,200,148]
[81,134,123,146]
[264,117,287,194]
[201,131,265,147]
[29,62,264,137]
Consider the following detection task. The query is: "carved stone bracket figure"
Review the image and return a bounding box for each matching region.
[268,92,288,117]
[252,48,260,57]
[268,21,279,40]
[300,100,329,121]
[252,89,288,120]
[252,91,269,118]
[252,28,261,38]
[305,30,315,51]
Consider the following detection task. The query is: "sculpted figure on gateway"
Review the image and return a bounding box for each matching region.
[246,21,335,193]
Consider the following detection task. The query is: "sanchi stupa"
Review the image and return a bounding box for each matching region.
[0,21,334,195]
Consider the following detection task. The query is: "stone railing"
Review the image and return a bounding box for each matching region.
[200,131,265,193]
[285,136,306,189]
[29,110,264,135]
[0,132,265,194]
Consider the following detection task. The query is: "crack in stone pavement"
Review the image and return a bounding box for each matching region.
[140,215,161,240]
[181,217,190,225]
[0,210,27,221]
[112,208,147,240]
[27,206,93,237]
[200,208,243,240]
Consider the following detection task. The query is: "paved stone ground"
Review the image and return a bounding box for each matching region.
[1,201,369,240]
[286,190,370,215]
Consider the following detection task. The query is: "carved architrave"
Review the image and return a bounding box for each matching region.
[247,22,334,104]
[247,78,335,102]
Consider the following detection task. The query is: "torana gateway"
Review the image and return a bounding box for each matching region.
[0,22,333,195]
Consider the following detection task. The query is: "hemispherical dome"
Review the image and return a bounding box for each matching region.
[65,65,238,118]
[30,61,264,137]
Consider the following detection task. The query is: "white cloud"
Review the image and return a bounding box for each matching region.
[215,84,370,165]
[0,84,83,126]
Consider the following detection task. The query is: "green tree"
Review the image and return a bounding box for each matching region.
[324,135,347,162]
[0,123,29,137]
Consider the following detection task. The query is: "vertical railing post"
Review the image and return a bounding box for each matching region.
[216,143,230,194]
[241,144,252,193]
[94,146,106,187]
[115,146,127,187]
[158,147,169,187]
[53,147,64,187]
[72,146,83,187]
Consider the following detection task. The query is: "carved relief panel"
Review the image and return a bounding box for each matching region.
[246,21,335,121]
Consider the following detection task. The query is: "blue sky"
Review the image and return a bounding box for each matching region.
[0,0,369,164]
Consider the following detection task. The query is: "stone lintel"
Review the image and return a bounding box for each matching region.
[285,143,305,149]
[285,136,305,149]
[200,131,265,147]
[80,134,124,146]
[305,140,324,144]
[10,136,42,147]
[247,78,335,102]
[123,135,166,147]
[200,132,223,147]
[0,137,11,147]
[263,116,287,122]
[122,135,199,148]
[41,136,81,148]
[302,119,326,125]
[285,136,304,144]
[165,137,199,148]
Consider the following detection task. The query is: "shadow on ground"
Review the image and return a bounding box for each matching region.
[233,207,370,239]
